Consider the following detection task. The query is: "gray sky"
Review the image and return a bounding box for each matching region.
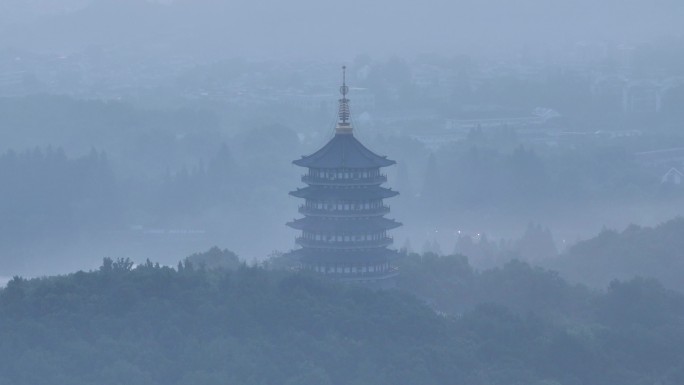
[1,0,683,60]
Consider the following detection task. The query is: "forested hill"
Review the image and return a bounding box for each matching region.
[2,258,684,385]
[548,217,684,291]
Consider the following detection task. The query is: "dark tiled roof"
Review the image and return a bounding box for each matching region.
[293,133,396,169]
[289,186,399,200]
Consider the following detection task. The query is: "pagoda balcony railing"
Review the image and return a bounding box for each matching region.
[300,265,400,281]
[298,205,390,217]
[295,236,393,249]
[334,268,400,281]
[302,174,387,186]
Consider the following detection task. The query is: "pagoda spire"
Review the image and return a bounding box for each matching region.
[336,66,353,134]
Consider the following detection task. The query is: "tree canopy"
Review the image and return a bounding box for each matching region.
[1,256,684,385]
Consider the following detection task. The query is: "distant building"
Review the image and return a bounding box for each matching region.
[623,81,662,114]
[662,168,684,186]
[636,147,684,168]
[0,71,27,95]
[591,75,627,113]
[445,107,559,132]
[287,67,401,281]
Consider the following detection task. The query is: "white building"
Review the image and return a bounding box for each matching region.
[662,168,684,186]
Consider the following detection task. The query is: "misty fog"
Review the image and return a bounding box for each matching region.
[2,0,684,59]
[1,0,684,281]
[3,1,684,384]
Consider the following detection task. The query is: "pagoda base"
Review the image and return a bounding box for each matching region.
[299,265,399,288]
[336,267,399,289]
[299,265,398,280]
[288,248,400,284]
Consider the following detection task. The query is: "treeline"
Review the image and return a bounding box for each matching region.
[0,123,300,269]
[435,217,684,293]
[0,147,117,244]
[547,217,684,291]
[0,95,223,176]
[397,255,587,317]
[413,142,672,215]
[1,254,684,385]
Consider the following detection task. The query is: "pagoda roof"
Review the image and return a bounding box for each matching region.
[293,133,396,169]
[290,186,399,200]
[287,216,401,232]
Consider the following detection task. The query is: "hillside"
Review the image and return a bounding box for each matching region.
[1,257,684,385]
[548,217,684,291]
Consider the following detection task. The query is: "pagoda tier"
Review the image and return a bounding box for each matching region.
[293,134,396,169]
[298,202,390,217]
[287,67,401,280]
[291,248,398,263]
[302,170,387,186]
[295,234,393,249]
[290,186,398,200]
[287,216,401,233]
[290,248,399,278]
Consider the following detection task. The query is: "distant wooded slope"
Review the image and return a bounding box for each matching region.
[1,257,684,385]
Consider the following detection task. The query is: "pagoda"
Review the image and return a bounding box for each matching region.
[288,67,401,280]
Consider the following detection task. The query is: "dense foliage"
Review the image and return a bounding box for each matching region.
[0,147,117,251]
[397,255,592,318]
[549,217,684,291]
[1,257,684,385]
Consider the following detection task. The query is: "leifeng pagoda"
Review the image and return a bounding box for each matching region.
[288,67,401,280]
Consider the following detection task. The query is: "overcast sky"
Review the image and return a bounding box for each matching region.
[1,0,683,60]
